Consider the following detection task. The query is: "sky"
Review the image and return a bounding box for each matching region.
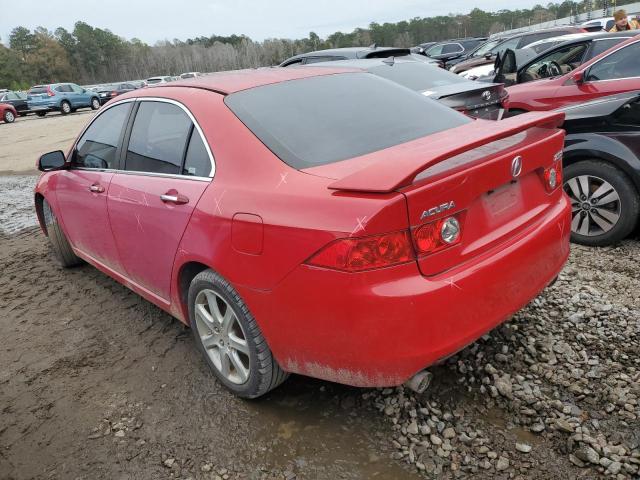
[0,0,546,45]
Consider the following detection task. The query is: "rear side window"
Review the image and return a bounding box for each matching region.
[183,129,211,177]
[125,101,193,175]
[225,73,470,169]
[55,84,73,93]
[74,103,131,169]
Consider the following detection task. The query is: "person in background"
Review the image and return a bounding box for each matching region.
[609,9,640,31]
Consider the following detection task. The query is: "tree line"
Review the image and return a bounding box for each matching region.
[0,0,635,89]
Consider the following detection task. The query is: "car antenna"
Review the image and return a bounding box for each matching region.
[383,56,395,66]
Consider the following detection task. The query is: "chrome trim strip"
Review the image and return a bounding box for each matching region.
[70,96,216,179]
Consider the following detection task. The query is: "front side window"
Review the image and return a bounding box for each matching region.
[590,38,627,58]
[586,42,640,81]
[74,103,131,169]
[125,101,193,175]
[521,43,588,82]
[442,43,463,54]
[70,84,84,93]
[492,37,520,56]
[55,84,73,93]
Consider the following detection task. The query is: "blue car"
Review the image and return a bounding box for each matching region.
[27,83,101,116]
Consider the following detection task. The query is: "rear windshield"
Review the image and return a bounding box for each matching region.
[369,62,467,91]
[225,72,471,169]
[29,86,48,94]
[147,78,162,83]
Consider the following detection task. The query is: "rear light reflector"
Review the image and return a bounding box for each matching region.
[111,91,118,97]
[543,152,563,192]
[413,215,462,256]
[306,231,414,272]
[47,87,55,97]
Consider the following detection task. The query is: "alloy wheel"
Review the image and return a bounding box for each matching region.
[5,111,14,123]
[564,174,621,237]
[62,102,71,114]
[194,289,251,385]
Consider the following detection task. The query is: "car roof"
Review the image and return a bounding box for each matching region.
[153,66,361,95]
[298,57,429,70]
[529,30,638,50]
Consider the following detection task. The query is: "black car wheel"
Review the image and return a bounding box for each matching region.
[60,101,71,115]
[91,98,100,110]
[188,269,289,398]
[3,110,15,123]
[36,111,47,117]
[564,160,639,246]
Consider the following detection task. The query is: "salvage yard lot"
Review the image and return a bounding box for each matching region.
[0,112,639,479]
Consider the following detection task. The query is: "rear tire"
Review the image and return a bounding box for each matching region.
[91,98,100,110]
[188,269,289,398]
[42,199,82,268]
[60,101,71,115]
[564,160,639,246]
[36,111,47,117]
[3,110,15,123]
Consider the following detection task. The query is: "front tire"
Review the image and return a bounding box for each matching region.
[3,110,15,123]
[564,160,639,246]
[60,101,71,115]
[42,199,82,267]
[188,269,288,398]
[91,98,100,110]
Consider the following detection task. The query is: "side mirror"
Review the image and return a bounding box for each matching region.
[38,150,66,172]
[572,70,584,85]
[484,53,493,60]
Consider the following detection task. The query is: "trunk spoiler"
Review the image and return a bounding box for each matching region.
[328,111,564,193]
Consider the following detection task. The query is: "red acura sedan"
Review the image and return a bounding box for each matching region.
[34,68,571,398]
[505,35,640,113]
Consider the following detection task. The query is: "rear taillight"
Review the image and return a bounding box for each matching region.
[47,87,55,97]
[306,231,414,272]
[413,215,462,256]
[543,151,563,192]
[111,91,118,97]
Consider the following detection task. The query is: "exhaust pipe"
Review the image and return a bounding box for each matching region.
[404,370,433,394]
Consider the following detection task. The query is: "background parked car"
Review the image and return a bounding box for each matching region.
[581,17,615,32]
[303,57,507,119]
[279,45,440,66]
[27,83,100,116]
[180,72,202,79]
[0,91,30,116]
[500,34,640,113]
[560,91,640,245]
[146,76,173,85]
[422,37,487,68]
[95,82,138,105]
[450,27,586,74]
[0,102,17,123]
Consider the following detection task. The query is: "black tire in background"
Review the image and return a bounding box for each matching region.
[564,159,639,246]
[60,101,71,115]
[42,199,83,268]
[36,111,47,117]
[3,110,15,123]
[188,269,289,398]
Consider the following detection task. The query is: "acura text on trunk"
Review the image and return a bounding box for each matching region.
[34,68,571,398]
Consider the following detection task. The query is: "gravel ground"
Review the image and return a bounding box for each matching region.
[0,171,638,479]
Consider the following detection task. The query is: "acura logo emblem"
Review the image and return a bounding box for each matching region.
[481,90,492,101]
[511,156,522,178]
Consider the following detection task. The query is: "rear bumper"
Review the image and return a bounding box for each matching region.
[28,100,58,112]
[239,194,571,387]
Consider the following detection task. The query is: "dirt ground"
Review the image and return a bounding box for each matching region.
[0,111,94,175]
[0,113,638,479]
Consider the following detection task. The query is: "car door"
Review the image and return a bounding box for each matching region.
[55,101,132,273]
[548,40,640,108]
[56,84,74,105]
[69,84,88,106]
[107,99,212,301]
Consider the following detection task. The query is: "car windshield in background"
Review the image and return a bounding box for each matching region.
[472,39,502,57]
[369,62,467,91]
[225,72,470,169]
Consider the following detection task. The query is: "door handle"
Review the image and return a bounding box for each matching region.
[89,184,105,193]
[160,192,189,205]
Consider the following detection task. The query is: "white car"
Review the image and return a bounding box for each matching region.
[581,17,615,32]
[146,76,173,85]
[180,72,202,79]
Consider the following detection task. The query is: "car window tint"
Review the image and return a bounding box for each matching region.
[369,62,466,91]
[70,84,83,93]
[183,129,211,177]
[521,43,588,82]
[492,37,520,55]
[126,101,192,175]
[225,72,471,169]
[442,43,463,54]
[8,92,19,100]
[586,42,640,81]
[74,103,131,169]
[590,38,627,59]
